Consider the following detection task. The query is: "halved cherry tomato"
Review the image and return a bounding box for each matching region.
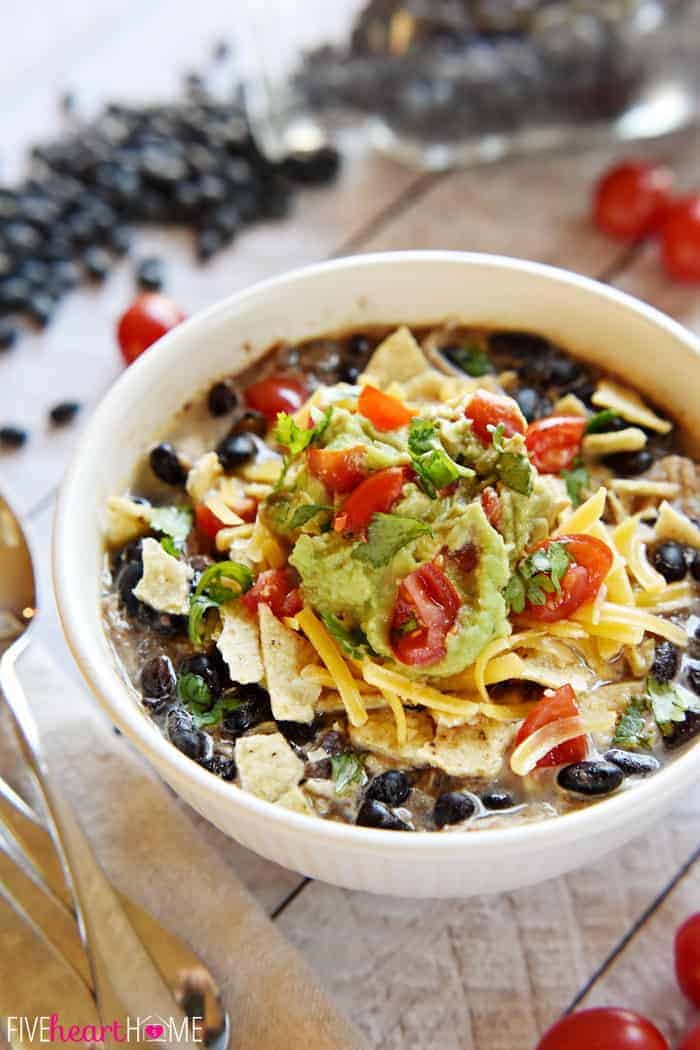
[676,913,700,1007]
[661,195,700,283]
[334,466,407,536]
[391,562,460,667]
[481,486,503,531]
[514,684,587,768]
[308,445,367,493]
[593,160,674,241]
[465,390,526,445]
[242,567,303,619]
[517,534,613,623]
[537,1008,669,1050]
[244,374,308,422]
[358,385,416,431]
[525,416,586,474]
[195,503,226,547]
[117,293,185,366]
[679,1024,700,1050]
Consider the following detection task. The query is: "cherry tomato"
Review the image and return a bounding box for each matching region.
[194,504,226,547]
[244,374,308,422]
[661,195,700,283]
[517,534,613,623]
[537,1008,669,1050]
[593,160,674,241]
[525,416,586,474]
[515,684,587,768]
[465,390,526,445]
[391,562,460,667]
[242,567,303,619]
[307,445,367,493]
[678,1023,700,1050]
[481,486,503,531]
[675,913,700,1007]
[334,466,407,536]
[117,293,185,366]
[358,385,416,432]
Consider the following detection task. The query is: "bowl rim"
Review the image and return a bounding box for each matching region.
[53,250,700,855]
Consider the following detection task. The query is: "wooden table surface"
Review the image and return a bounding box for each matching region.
[2,4,699,1047]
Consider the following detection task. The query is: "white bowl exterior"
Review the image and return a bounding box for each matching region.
[54,252,700,898]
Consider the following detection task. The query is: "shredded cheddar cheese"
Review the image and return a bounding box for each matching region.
[296,607,367,727]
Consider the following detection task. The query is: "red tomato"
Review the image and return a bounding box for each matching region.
[537,1008,669,1050]
[676,913,700,1007]
[117,293,185,366]
[308,445,367,493]
[358,385,416,431]
[242,568,303,619]
[525,416,586,474]
[678,1023,700,1050]
[244,374,308,422]
[661,195,700,283]
[195,504,226,547]
[481,486,503,531]
[391,562,460,667]
[514,684,587,768]
[465,390,526,445]
[593,160,674,241]
[517,534,613,623]
[334,467,407,536]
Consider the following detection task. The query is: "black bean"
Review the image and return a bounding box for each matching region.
[149,442,187,486]
[113,538,143,575]
[196,228,223,261]
[136,256,164,292]
[366,771,411,807]
[338,361,361,385]
[216,431,256,470]
[200,754,236,780]
[277,720,317,747]
[604,749,660,777]
[49,259,81,292]
[167,708,210,761]
[651,640,680,683]
[603,449,654,477]
[49,401,81,426]
[83,246,111,281]
[207,381,237,417]
[222,685,272,736]
[138,608,188,637]
[356,799,411,831]
[662,711,700,750]
[347,333,371,357]
[281,145,341,185]
[547,352,582,387]
[652,541,687,583]
[0,321,18,351]
[140,654,176,711]
[0,277,32,310]
[480,789,515,810]
[489,330,551,358]
[688,664,700,695]
[513,387,552,423]
[433,791,476,828]
[318,730,346,756]
[109,225,132,256]
[26,293,55,327]
[178,652,223,699]
[116,560,143,615]
[230,410,268,438]
[305,758,332,779]
[557,760,623,796]
[0,426,28,449]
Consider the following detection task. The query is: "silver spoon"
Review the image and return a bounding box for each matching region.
[0,494,213,1048]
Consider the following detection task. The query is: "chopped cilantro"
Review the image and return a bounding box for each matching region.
[274,406,332,457]
[150,506,193,551]
[585,409,621,434]
[320,613,373,658]
[647,676,700,736]
[612,696,654,751]
[331,752,365,794]
[489,422,507,453]
[177,672,211,706]
[289,503,333,529]
[188,560,254,646]
[443,344,493,377]
[561,461,589,506]
[352,513,432,568]
[504,541,573,614]
[408,417,472,498]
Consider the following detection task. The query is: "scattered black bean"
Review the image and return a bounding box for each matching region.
[557,760,623,796]
[338,361,361,385]
[318,730,346,755]
[604,749,660,777]
[116,561,144,616]
[688,664,700,695]
[281,146,341,185]
[277,720,318,748]
[513,387,551,423]
[0,426,28,449]
[480,789,515,810]
[488,330,551,358]
[140,654,176,711]
[167,707,210,761]
[603,449,654,477]
[197,228,224,261]
[433,791,476,828]
[49,400,81,426]
[366,771,411,807]
[207,381,237,417]
[216,431,256,470]
[178,652,223,699]
[136,256,164,291]
[83,246,111,281]
[691,551,700,582]
[222,684,273,736]
[651,640,680,683]
[305,758,332,779]
[0,320,18,351]
[26,293,55,327]
[662,711,700,750]
[347,333,371,357]
[200,754,236,780]
[149,442,187,485]
[356,799,411,831]
[652,541,687,584]
[230,410,268,438]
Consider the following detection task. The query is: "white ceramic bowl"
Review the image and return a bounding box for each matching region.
[54,252,700,898]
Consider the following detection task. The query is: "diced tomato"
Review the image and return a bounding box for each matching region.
[244,374,308,422]
[242,568,303,619]
[358,385,416,431]
[516,534,613,624]
[514,684,587,768]
[481,486,503,531]
[593,160,674,242]
[236,497,258,523]
[525,416,586,474]
[308,445,367,494]
[465,390,526,445]
[334,466,408,536]
[391,562,460,667]
[195,503,226,547]
[117,293,186,366]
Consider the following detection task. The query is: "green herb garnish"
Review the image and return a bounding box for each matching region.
[289,503,334,529]
[352,513,432,568]
[150,506,193,552]
[488,423,533,496]
[160,536,180,558]
[408,418,473,498]
[188,560,254,646]
[444,344,493,377]
[585,409,621,434]
[504,541,573,614]
[612,696,654,751]
[320,613,374,658]
[561,461,589,506]
[331,752,365,795]
[647,676,700,736]
[177,672,212,706]
[274,406,332,457]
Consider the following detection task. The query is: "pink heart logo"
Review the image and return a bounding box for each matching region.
[145,1025,164,1040]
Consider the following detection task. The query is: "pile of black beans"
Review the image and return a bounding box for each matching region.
[0,70,340,350]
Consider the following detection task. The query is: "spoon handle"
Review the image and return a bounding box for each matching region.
[0,641,198,1050]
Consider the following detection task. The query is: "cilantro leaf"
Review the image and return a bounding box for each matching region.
[274,406,332,456]
[612,696,654,751]
[177,672,211,706]
[504,541,573,613]
[443,344,493,377]
[561,462,589,506]
[189,691,242,729]
[289,503,333,529]
[585,409,621,435]
[489,422,507,453]
[160,536,180,558]
[150,506,193,550]
[188,560,254,647]
[352,513,432,568]
[497,452,533,496]
[647,676,700,735]
[320,613,374,658]
[331,752,365,795]
[503,574,527,614]
[408,417,472,498]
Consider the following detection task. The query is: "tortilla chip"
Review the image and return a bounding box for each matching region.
[349,708,434,762]
[276,785,314,815]
[235,732,305,803]
[217,604,264,685]
[363,326,433,388]
[259,604,321,723]
[419,718,515,778]
[106,497,151,546]
[186,451,223,503]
